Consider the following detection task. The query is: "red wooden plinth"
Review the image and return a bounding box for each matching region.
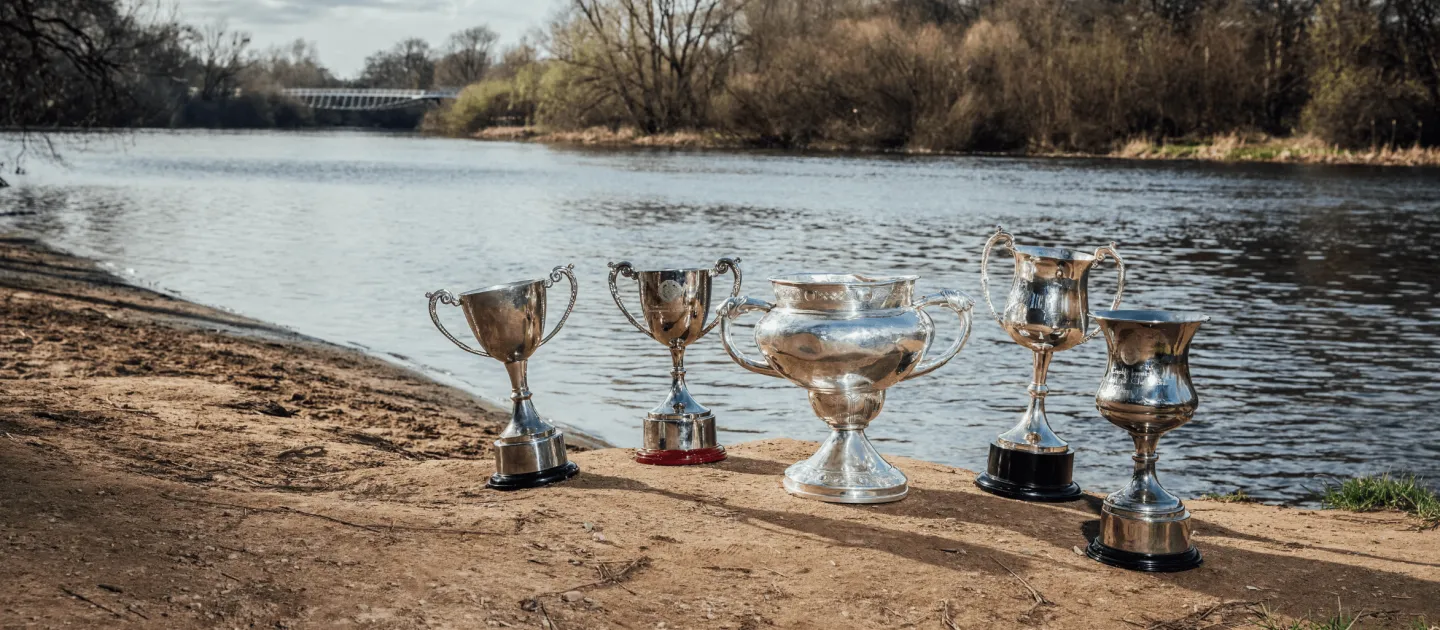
[634,446,727,466]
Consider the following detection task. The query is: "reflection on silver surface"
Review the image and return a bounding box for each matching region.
[1093,310,1207,557]
[426,265,578,479]
[720,273,973,503]
[608,257,741,461]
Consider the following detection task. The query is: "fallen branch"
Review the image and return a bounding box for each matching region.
[940,599,959,630]
[59,586,122,618]
[989,556,1052,612]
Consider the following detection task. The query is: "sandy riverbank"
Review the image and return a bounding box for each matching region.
[1,236,1436,629]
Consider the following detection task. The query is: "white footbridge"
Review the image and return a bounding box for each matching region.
[280,88,461,111]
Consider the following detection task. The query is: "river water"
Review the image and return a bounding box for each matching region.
[3,129,1438,502]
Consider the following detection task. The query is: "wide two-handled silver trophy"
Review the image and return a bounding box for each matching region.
[608,257,742,465]
[426,265,581,490]
[1087,310,1208,572]
[975,226,1125,502]
[720,273,974,503]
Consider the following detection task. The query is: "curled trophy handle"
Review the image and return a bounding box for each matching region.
[698,256,742,339]
[978,225,1015,326]
[1081,243,1126,344]
[607,261,654,341]
[540,264,578,347]
[906,289,976,380]
[718,296,780,378]
[426,289,491,357]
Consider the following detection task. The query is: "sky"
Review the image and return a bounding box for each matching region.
[173,0,559,78]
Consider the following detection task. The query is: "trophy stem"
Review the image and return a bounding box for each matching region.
[488,359,578,490]
[635,344,724,465]
[976,347,1081,501]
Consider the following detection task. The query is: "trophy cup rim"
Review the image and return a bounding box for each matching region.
[769,272,918,287]
[1012,244,1096,262]
[625,265,713,274]
[460,277,547,298]
[1094,310,1210,324]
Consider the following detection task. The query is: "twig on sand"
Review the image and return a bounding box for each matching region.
[538,600,559,630]
[553,557,651,596]
[59,586,123,618]
[1143,600,1256,630]
[760,565,791,578]
[940,599,960,630]
[275,445,326,460]
[990,556,1051,607]
[159,493,502,536]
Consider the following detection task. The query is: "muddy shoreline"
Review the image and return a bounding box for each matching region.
[0,236,1436,629]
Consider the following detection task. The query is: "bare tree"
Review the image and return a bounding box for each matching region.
[360,37,436,89]
[552,0,744,133]
[436,26,498,86]
[184,20,251,100]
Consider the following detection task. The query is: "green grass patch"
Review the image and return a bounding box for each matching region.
[1156,143,1201,158]
[1227,146,1284,161]
[1255,604,1434,629]
[1320,473,1440,527]
[1201,489,1254,503]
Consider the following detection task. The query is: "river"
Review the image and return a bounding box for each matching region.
[4,129,1438,503]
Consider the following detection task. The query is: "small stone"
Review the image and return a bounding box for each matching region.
[582,522,594,532]
[561,591,584,603]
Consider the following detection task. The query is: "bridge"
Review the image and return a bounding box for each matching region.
[279,88,462,111]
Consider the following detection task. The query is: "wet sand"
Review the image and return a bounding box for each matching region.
[1,236,1435,629]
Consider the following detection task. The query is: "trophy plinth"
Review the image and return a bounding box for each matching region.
[721,274,974,504]
[609,258,741,466]
[427,265,581,491]
[974,226,1125,502]
[1087,310,1207,572]
[975,446,1079,502]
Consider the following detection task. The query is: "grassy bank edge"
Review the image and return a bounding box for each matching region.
[466,126,1440,167]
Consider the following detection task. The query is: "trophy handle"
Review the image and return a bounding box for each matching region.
[539,264,578,347]
[607,261,654,340]
[978,225,1014,325]
[906,289,976,380]
[1082,243,1126,344]
[718,296,780,378]
[426,289,491,358]
[699,256,742,338]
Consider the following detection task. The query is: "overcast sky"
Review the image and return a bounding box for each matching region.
[174,0,560,78]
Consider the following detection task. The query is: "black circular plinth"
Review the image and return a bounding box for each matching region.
[486,461,580,491]
[1086,539,1203,573]
[974,472,1083,502]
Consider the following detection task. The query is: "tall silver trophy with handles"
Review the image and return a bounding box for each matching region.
[1088,310,1208,572]
[975,226,1125,502]
[426,265,580,490]
[608,257,742,465]
[720,273,974,504]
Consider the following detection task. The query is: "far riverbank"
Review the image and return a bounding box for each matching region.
[468,125,1440,167]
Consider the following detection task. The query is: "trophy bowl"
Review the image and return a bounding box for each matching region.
[974,226,1125,502]
[426,264,580,490]
[720,273,974,504]
[608,257,741,465]
[1087,309,1208,572]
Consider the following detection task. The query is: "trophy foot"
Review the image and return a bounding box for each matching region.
[1086,539,1202,573]
[635,446,727,466]
[782,429,908,504]
[974,444,1082,502]
[487,461,580,491]
[636,410,723,465]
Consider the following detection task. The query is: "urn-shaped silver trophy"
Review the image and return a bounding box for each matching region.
[720,273,974,504]
[1087,310,1208,572]
[426,265,580,490]
[975,226,1125,502]
[608,257,742,465]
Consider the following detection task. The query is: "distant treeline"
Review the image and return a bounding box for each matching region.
[2,0,499,132]
[6,0,1438,152]
[431,0,1440,152]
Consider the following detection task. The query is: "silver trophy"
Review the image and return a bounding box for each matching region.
[720,273,974,503]
[975,226,1125,502]
[426,265,580,490]
[608,257,742,465]
[1087,310,1208,572]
